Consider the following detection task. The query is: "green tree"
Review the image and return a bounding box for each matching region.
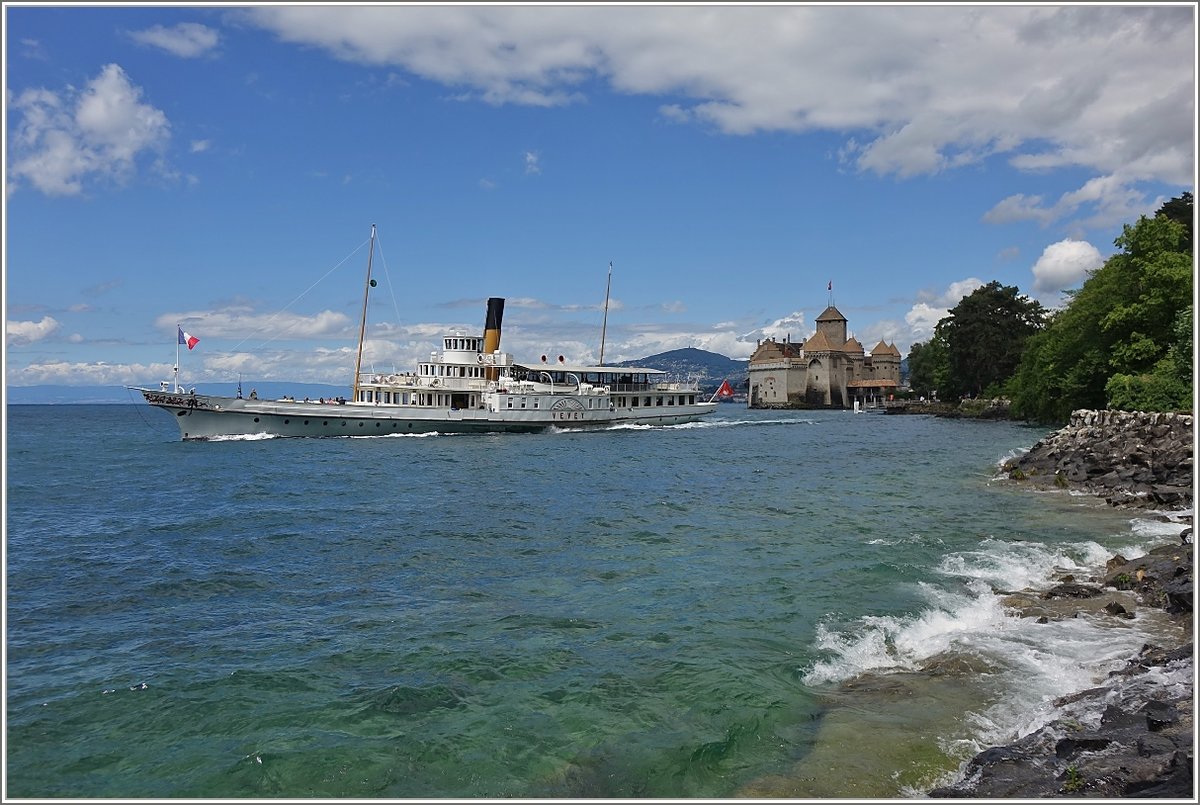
[906,333,948,399]
[1104,304,1193,412]
[1009,208,1193,422]
[1156,191,1193,253]
[939,281,1046,399]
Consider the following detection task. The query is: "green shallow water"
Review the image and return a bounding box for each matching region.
[5,404,1186,797]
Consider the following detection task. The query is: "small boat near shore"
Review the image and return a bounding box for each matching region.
[133,227,718,440]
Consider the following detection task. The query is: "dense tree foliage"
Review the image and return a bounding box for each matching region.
[1008,195,1193,422]
[905,333,947,399]
[1156,191,1193,253]
[938,281,1046,399]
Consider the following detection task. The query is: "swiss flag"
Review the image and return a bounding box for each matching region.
[716,379,735,398]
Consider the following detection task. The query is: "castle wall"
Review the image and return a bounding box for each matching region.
[749,360,807,406]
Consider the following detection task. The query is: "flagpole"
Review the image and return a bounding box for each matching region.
[175,323,181,392]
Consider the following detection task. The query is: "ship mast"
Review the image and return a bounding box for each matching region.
[599,261,612,366]
[352,224,376,402]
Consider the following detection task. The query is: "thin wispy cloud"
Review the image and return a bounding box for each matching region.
[128,23,219,58]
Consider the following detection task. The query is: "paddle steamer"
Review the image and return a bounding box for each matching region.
[135,228,717,439]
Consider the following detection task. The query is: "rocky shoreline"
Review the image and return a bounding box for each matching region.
[927,409,1194,798]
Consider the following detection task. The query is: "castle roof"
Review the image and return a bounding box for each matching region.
[871,340,901,357]
[802,330,835,352]
[843,336,864,353]
[749,338,805,363]
[815,305,847,323]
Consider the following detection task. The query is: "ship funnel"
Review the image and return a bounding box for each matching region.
[483,297,505,380]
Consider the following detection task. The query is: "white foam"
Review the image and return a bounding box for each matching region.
[683,417,818,429]
[1130,516,1191,539]
[803,523,1186,771]
[936,538,1113,593]
[993,446,1028,470]
[803,582,1011,685]
[207,432,279,441]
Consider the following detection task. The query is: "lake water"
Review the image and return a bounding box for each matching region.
[4,403,1190,798]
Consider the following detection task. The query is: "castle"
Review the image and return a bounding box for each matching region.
[747,305,901,409]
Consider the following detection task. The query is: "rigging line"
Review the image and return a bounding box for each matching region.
[372,231,405,344]
[126,386,165,433]
[228,235,373,353]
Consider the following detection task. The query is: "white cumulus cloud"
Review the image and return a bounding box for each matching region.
[8,64,171,196]
[905,278,986,341]
[741,310,807,344]
[1031,238,1104,295]
[6,316,61,345]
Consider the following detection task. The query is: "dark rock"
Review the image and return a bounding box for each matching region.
[1144,700,1178,732]
[1054,686,1111,707]
[1055,735,1112,759]
[1042,582,1102,599]
[1138,733,1177,757]
[1100,703,1144,729]
[1006,410,1193,511]
[1106,554,1129,572]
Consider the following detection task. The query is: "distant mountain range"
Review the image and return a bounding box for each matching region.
[6,349,748,404]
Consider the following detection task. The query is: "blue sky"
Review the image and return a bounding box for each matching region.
[5,4,1196,389]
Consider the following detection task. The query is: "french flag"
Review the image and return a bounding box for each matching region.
[178,326,199,350]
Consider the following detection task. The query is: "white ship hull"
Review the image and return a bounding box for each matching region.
[137,389,716,440]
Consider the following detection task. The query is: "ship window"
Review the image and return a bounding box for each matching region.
[656,396,664,406]
[507,398,513,409]
[520,400,526,409]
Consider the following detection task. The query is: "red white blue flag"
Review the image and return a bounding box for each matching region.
[178,327,199,350]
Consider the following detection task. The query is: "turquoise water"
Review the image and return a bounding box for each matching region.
[4,404,1188,797]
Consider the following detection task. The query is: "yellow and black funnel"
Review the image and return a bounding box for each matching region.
[482,297,504,380]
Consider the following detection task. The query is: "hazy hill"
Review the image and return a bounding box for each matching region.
[612,347,748,390]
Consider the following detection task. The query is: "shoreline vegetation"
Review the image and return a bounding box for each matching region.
[926,408,1194,797]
